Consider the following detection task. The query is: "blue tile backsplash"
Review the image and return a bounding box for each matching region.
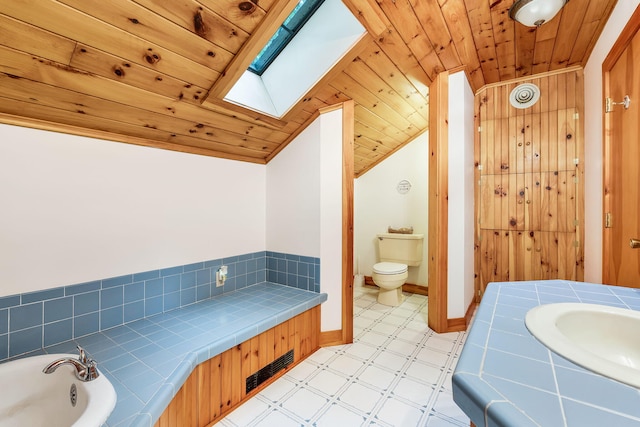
[0,251,319,362]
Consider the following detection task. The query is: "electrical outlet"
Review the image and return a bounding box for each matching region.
[216,265,228,287]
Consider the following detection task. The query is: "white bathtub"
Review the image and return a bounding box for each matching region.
[0,353,116,427]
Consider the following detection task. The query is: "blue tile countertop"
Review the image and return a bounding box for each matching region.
[28,282,326,427]
[453,280,640,427]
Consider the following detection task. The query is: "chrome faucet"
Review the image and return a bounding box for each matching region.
[42,345,99,382]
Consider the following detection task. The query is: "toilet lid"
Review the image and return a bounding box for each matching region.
[373,262,407,274]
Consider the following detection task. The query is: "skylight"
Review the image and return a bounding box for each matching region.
[225,0,366,118]
[248,0,325,76]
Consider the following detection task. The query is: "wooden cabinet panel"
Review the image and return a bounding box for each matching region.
[154,306,320,427]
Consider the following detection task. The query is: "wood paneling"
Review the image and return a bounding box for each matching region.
[154,306,320,427]
[0,0,615,177]
[475,69,585,296]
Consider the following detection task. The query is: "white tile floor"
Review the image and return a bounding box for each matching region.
[219,286,470,426]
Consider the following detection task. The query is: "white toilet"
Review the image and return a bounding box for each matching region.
[372,233,424,306]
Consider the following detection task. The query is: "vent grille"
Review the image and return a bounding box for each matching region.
[509,83,541,109]
[246,349,294,394]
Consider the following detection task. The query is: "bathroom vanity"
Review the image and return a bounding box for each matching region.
[453,280,640,426]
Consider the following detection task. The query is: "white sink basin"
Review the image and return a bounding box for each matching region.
[0,354,116,426]
[525,302,640,388]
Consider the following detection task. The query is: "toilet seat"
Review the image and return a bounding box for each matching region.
[373,262,408,275]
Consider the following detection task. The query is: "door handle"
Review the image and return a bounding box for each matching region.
[630,239,640,249]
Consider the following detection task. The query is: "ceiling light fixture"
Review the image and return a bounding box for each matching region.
[509,0,568,27]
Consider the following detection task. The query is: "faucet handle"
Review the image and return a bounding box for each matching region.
[75,344,100,381]
[84,358,100,381]
[76,345,88,363]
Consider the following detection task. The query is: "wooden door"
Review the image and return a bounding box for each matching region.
[603,12,640,287]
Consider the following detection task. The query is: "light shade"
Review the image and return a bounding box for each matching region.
[509,0,568,27]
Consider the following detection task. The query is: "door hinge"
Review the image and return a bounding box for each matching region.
[606,96,632,113]
[605,98,613,113]
[605,212,612,228]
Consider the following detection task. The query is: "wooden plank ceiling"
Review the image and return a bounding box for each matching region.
[0,0,616,177]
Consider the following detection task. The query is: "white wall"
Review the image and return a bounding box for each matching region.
[319,109,344,332]
[266,108,344,331]
[583,1,640,283]
[354,133,429,286]
[0,124,266,296]
[266,120,321,257]
[447,71,475,319]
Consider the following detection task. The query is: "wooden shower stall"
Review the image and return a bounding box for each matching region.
[474,68,585,298]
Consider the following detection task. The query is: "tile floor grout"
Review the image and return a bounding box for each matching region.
[219,286,470,426]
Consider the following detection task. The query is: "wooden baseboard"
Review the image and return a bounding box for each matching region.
[363,276,428,296]
[320,329,344,347]
[465,300,477,325]
[446,300,478,332]
[446,317,467,332]
[402,283,428,296]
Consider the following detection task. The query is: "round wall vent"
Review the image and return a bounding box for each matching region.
[509,83,541,109]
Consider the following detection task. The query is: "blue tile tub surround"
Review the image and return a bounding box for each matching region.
[453,280,640,427]
[33,283,326,427]
[267,251,320,292]
[0,251,319,362]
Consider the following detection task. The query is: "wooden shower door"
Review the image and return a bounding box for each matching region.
[476,70,584,297]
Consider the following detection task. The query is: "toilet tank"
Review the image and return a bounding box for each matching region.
[377,233,424,266]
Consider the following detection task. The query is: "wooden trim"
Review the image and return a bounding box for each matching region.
[202,97,288,129]
[204,0,300,101]
[342,99,355,344]
[601,5,640,283]
[473,83,481,302]
[363,276,428,296]
[576,69,586,282]
[0,113,268,164]
[475,65,583,95]
[318,104,344,114]
[319,330,343,347]
[428,71,450,333]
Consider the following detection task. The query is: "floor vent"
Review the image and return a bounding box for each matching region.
[246,349,294,394]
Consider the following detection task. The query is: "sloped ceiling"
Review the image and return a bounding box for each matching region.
[0,0,616,176]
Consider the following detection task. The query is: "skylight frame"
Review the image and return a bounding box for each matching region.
[248,0,326,76]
